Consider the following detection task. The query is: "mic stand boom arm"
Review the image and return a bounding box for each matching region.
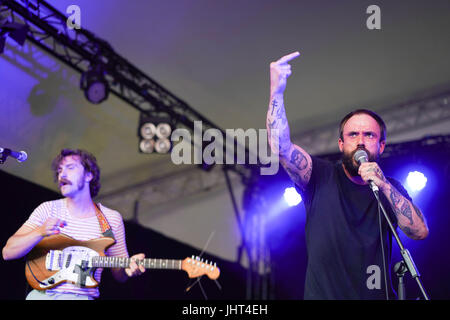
[372,189,430,300]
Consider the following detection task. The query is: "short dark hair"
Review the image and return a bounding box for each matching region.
[339,109,386,142]
[51,149,101,198]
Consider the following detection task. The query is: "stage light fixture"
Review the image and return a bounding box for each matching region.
[139,139,155,154]
[138,113,174,154]
[0,21,29,47]
[80,65,109,104]
[283,187,302,206]
[140,123,156,139]
[406,171,427,192]
[0,20,29,54]
[154,138,171,154]
[156,123,172,139]
[3,22,29,46]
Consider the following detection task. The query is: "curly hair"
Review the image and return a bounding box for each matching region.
[51,149,101,198]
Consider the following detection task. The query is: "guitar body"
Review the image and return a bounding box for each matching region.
[25,234,115,290]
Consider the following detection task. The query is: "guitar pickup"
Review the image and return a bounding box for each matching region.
[45,250,63,271]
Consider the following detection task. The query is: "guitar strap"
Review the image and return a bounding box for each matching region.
[94,203,116,242]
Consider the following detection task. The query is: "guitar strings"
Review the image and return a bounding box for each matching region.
[198,230,215,259]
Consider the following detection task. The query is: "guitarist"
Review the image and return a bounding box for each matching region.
[2,149,146,300]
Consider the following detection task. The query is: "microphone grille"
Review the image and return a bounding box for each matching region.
[354,149,368,163]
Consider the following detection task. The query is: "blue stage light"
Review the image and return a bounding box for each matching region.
[283,187,302,206]
[406,171,427,192]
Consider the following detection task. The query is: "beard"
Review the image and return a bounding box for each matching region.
[342,146,379,177]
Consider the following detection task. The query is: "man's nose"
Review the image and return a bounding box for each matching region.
[357,134,366,145]
[59,168,67,179]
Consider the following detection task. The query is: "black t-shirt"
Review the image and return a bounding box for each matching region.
[296,156,412,300]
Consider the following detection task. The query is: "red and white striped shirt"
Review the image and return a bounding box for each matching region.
[24,198,129,298]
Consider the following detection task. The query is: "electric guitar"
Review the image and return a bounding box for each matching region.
[25,233,220,290]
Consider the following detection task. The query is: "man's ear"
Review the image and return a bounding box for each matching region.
[84,171,93,183]
[379,140,386,155]
[338,138,344,152]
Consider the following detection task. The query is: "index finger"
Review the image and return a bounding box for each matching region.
[277,51,300,64]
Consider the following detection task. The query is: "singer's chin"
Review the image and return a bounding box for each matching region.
[342,151,360,177]
[342,148,378,177]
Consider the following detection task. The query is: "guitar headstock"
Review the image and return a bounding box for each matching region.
[181,256,220,280]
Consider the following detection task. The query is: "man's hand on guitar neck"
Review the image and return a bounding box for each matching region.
[112,253,146,282]
[126,253,146,277]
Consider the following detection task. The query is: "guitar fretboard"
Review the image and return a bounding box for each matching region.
[92,256,182,270]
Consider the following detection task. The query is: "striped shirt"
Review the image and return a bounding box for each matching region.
[24,198,129,298]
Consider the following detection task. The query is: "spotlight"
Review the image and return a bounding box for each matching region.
[154,138,171,154]
[155,123,172,139]
[283,187,302,206]
[138,113,173,154]
[139,139,155,154]
[0,21,29,47]
[80,65,109,104]
[406,171,427,192]
[140,123,156,139]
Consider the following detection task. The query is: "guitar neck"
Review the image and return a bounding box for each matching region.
[92,256,182,270]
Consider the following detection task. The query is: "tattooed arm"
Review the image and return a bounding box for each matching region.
[267,52,312,189]
[358,162,429,240]
[383,183,429,240]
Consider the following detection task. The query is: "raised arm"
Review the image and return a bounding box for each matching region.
[266,52,312,189]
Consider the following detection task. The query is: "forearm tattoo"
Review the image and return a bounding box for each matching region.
[267,98,290,153]
[390,187,413,225]
[270,99,278,116]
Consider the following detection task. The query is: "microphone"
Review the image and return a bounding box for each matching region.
[0,147,28,163]
[353,149,378,192]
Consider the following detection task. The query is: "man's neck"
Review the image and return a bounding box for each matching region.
[341,163,367,186]
[65,192,96,218]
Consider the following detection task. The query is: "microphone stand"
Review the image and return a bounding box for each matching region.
[371,187,430,300]
[394,261,408,300]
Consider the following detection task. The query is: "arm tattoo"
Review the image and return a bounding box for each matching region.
[389,188,402,207]
[402,226,419,238]
[412,204,425,223]
[303,167,312,181]
[390,187,414,225]
[270,99,278,116]
[400,201,414,225]
[290,149,308,170]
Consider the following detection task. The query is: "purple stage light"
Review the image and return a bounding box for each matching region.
[406,171,427,192]
[283,187,302,206]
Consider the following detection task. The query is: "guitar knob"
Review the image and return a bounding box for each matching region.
[48,278,55,284]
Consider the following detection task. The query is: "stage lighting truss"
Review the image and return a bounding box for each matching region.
[0,0,256,181]
[80,64,109,104]
[138,113,173,154]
